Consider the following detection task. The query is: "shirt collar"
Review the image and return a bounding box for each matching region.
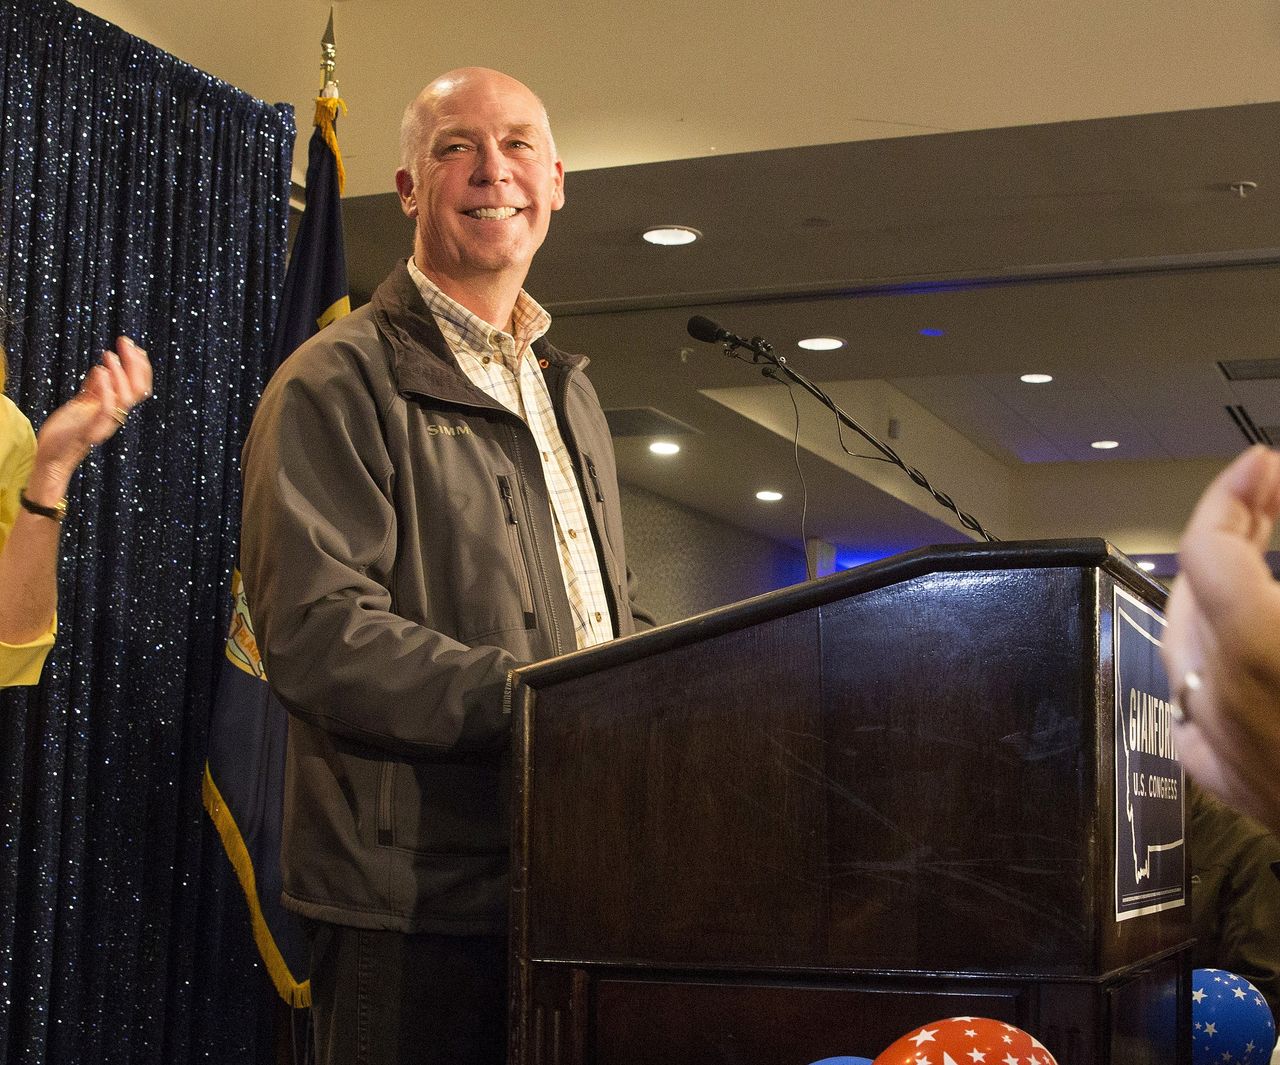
[406,258,551,366]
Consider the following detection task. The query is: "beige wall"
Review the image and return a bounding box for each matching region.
[619,481,806,627]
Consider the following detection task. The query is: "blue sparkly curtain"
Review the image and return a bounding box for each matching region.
[0,2,295,1063]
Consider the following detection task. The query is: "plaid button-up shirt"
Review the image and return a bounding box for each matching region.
[407,260,615,650]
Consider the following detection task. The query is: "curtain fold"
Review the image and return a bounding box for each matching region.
[0,2,295,1062]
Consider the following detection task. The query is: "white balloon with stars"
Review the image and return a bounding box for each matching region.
[1192,968,1276,1065]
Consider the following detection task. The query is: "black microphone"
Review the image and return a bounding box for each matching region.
[688,315,774,360]
[687,315,732,344]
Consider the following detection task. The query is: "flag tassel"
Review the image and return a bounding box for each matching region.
[203,766,312,1008]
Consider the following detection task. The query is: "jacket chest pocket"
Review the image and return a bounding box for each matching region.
[497,474,537,629]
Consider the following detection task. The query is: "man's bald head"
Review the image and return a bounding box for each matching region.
[399,67,556,183]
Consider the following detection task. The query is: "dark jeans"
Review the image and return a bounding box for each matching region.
[308,922,508,1065]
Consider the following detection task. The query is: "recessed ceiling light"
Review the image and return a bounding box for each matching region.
[919,327,945,337]
[797,336,845,351]
[649,440,680,456]
[1020,373,1053,384]
[1091,440,1120,450]
[642,226,701,246]
[756,490,783,502]
[1137,561,1156,572]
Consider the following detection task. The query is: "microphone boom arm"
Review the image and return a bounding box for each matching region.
[714,333,999,542]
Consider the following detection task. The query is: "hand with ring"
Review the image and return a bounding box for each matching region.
[0,336,152,657]
[1162,445,1280,831]
[26,336,153,504]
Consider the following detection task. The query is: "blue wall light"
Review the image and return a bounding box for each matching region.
[835,547,905,570]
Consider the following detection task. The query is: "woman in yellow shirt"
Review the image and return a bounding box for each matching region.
[0,337,152,686]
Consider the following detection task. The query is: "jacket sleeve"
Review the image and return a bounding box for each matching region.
[0,403,55,687]
[239,343,516,758]
[0,623,56,688]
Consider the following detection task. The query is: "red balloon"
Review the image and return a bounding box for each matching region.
[873,1016,1058,1065]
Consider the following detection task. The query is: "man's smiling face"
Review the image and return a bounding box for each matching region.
[398,69,565,296]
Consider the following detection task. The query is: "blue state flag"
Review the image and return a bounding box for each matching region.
[269,95,350,370]
[203,93,350,1007]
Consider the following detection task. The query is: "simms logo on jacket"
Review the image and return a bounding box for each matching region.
[426,423,473,437]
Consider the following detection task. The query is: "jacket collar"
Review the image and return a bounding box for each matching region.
[369,261,587,407]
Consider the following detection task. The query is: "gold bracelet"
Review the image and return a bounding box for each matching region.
[18,488,67,524]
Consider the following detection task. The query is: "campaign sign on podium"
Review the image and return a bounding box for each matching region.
[1113,586,1185,921]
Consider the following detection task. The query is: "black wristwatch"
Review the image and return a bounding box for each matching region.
[18,488,67,524]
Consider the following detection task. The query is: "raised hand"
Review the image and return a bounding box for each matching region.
[1162,445,1280,830]
[26,337,152,502]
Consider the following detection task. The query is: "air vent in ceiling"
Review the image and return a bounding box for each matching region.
[1218,358,1280,381]
[1226,404,1274,445]
[603,407,702,438]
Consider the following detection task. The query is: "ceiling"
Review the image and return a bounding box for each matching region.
[73,0,1280,571]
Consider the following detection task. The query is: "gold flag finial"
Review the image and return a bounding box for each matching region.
[320,8,339,98]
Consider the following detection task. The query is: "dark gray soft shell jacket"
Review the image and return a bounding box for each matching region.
[240,261,647,932]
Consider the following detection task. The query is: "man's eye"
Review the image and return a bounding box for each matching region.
[440,143,470,154]
[509,140,532,150]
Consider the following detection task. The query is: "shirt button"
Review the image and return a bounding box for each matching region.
[482,355,491,365]
[541,451,550,462]
[594,612,602,623]
[568,529,578,539]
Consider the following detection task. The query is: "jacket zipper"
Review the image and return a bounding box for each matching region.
[579,451,621,610]
[585,455,605,503]
[499,475,537,629]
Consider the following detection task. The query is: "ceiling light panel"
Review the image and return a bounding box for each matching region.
[642,226,700,246]
[797,336,845,351]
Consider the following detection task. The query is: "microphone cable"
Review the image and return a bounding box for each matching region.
[771,371,815,581]
[689,315,1000,543]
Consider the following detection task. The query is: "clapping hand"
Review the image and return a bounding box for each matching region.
[1162,445,1280,830]
[28,337,152,500]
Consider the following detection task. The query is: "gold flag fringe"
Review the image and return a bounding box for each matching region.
[313,96,348,196]
[203,764,312,1008]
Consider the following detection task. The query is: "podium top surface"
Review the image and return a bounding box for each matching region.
[516,537,1166,690]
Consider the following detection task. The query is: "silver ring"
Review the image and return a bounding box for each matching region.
[1170,670,1202,724]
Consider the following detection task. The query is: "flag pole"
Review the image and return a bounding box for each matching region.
[203,5,353,1012]
[313,9,347,196]
[320,8,339,98]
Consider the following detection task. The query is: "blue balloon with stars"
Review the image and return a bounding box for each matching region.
[1192,968,1276,1065]
[806,1059,872,1065]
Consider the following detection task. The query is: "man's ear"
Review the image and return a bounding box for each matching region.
[395,168,417,219]
[551,160,566,212]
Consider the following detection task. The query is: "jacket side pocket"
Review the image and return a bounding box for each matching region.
[377,759,395,846]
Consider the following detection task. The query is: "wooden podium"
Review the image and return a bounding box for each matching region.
[510,540,1191,1064]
